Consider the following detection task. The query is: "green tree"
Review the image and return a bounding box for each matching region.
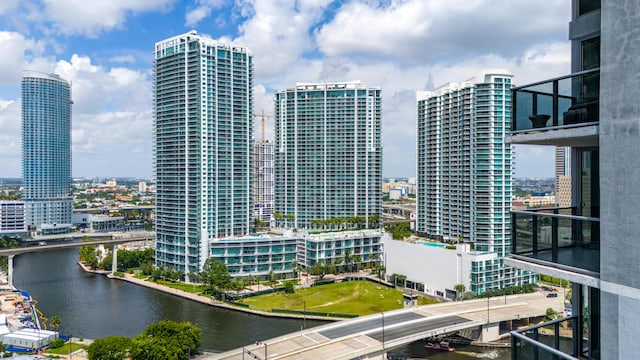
[199,259,231,298]
[88,336,133,360]
[131,320,201,360]
[283,280,295,294]
[454,284,466,300]
[49,315,61,331]
[79,245,99,268]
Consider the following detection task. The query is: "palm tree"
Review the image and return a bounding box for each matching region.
[50,315,61,332]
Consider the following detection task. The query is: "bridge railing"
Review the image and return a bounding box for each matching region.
[511,315,580,359]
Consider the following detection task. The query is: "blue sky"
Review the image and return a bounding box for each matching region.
[0,0,571,178]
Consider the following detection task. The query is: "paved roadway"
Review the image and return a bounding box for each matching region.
[210,292,563,360]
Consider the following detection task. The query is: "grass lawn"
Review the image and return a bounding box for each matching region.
[45,342,87,355]
[239,280,439,316]
[153,279,209,295]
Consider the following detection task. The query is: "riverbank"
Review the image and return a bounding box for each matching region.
[78,262,341,322]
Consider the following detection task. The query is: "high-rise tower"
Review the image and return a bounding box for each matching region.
[274,81,382,229]
[416,70,531,294]
[154,31,253,273]
[21,71,73,233]
[252,139,274,224]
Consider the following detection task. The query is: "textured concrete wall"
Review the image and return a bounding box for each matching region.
[600,0,640,358]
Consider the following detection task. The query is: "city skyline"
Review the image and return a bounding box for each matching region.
[0,1,570,178]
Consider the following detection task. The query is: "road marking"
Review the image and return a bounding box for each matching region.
[302,334,320,344]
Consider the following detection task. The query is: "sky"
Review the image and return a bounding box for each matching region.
[0,0,571,179]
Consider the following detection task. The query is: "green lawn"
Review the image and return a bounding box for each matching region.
[239,280,439,315]
[45,342,87,355]
[154,279,210,294]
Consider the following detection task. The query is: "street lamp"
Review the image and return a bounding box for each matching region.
[303,300,307,329]
[487,296,490,324]
[264,342,268,360]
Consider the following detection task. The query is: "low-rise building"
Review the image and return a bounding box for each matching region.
[207,229,385,280]
[0,201,26,236]
[384,237,535,299]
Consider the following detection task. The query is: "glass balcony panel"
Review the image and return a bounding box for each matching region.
[512,316,581,360]
[511,207,600,274]
[512,69,599,132]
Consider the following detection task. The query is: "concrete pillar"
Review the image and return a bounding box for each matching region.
[7,255,14,288]
[111,244,118,274]
[479,323,500,343]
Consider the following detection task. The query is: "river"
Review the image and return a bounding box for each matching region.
[12,248,511,358]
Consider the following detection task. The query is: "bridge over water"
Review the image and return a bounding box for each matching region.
[0,234,154,286]
[210,292,563,360]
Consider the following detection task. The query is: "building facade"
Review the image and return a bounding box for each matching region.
[505,1,640,358]
[154,31,253,273]
[301,229,384,270]
[555,147,572,206]
[21,71,73,232]
[209,235,298,280]
[274,81,382,229]
[416,71,533,294]
[252,140,274,224]
[0,201,26,236]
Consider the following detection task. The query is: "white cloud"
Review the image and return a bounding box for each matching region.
[0,32,27,84]
[232,0,333,78]
[41,0,176,37]
[0,0,19,14]
[316,0,569,64]
[109,54,136,64]
[0,99,21,176]
[185,0,226,27]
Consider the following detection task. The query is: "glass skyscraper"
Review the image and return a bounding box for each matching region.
[274,81,382,229]
[21,71,73,232]
[416,71,532,294]
[153,31,253,273]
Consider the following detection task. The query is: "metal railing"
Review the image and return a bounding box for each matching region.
[511,316,580,360]
[512,69,599,132]
[511,207,600,274]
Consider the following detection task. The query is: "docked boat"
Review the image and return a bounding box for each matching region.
[425,340,455,352]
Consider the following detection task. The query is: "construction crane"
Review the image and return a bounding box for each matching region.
[252,110,272,142]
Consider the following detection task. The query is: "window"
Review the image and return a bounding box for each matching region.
[578,0,600,15]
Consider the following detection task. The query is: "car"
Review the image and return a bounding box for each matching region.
[546,292,558,298]
[541,286,553,291]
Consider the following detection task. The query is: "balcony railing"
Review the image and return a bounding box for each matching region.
[511,207,600,274]
[512,69,599,132]
[511,316,581,360]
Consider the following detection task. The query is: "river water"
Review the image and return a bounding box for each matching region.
[12,248,511,358]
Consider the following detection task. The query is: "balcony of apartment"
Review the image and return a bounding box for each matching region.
[508,69,599,147]
[511,316,585,360]
[507,207,599,286]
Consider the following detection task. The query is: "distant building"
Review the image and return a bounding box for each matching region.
[105,179,117,188]
[138,181,147,193]
[0,201,26,236]
[274,81,382,229]
[72,213,125,232]
[21,71,73,233]
[416,70,534,294]
[252,140,274,224]
[388,187,405,200]
[555,147,572,206]
[154,31,253,273]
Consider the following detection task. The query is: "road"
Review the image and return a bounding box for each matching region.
[210,292,563,360]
